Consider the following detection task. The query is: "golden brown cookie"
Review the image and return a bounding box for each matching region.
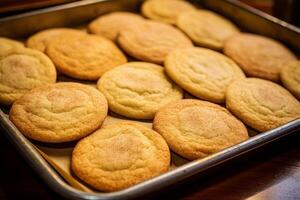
[280,61,300,100]
[0,48,56,105]
[0,37,24,57]
[177,10,239,50]
[26,28,86,53]
[88,12,145,42]
[47,34,127,80]
[165,47,245,103]
[118,20,193,64]
[97,62,183,119]
[72,122,170,192]
[9,82,108,143]
[224,33,297,82]
[153,99,248,160]
[141,0,196,24]
[226,78,300,132]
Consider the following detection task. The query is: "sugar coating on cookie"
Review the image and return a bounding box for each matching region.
[0,37,24,57]
[118,20,193,64]
[153,99,248,160]
[141,0,196,24]
[47,34,127,80]
[9,82,108,143]
[165,47,245,103]
[224,33,297,82]
[72,122,170,192]
[26,28,86,53]
[97,62,183,119]
[280,61,300,100]
[177,10,239,50]
[88,12,145,42]
[0,48,56,105]
[226,78,300,132]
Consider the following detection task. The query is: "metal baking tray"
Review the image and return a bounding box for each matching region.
[1,0,300,199]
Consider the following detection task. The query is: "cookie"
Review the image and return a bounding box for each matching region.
[0,37,24,57]
[224,33,297,82]
[9,82,108,143]
[153,99,249,160]
[165,47,245,103]
[141,0,195,24]
[26,28,86,53]
[177,10,239,50]
[97,62,183,119]
[72,122,170,192]
[280,61,300,100]
[226,78,300,132]
[0,48,56,105]
[118,20,193,64]
[88,12,145,42]
[47,34,127,80]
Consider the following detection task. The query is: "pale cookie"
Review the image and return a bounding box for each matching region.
[26,28,86,53]
[97,62,183,119]
[165,47,245,103]
[141,0,196,24]
[88,12,145,42]
[226,78,300,132]
[47,34,127,80]
[153,99,248,160]
[177,10,239,50]
[0,48,56,105]
[0,37,24,57]
[224,33,297,82]
[280,61,300,100]
[9,82,108,143]
[72,122,170,192]
[118,20,193,64]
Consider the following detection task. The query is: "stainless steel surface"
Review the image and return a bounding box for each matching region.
[1,0,300,199]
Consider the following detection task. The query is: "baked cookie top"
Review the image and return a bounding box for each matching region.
[177,10,239,50]
[153,99,248,160]
[47,34,127,80]
[0,48,56,105]
[118,20,193,64]
[141,0,195,24]
[88,12,145,42]
[9,82,108,143]
[224,33,297,82]
[72,122,170,192]
[97,62,183,119]
[165,47,245,103]
[0,37,24,57]
[280,61,300,100]
[226,78,300,132]
[26,28,86,52]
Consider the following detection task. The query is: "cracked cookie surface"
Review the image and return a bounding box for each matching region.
[72,122,170,192]
[226,78,300,132]
[153,99,248,160]
[165,47,245,103]
[97,62,183,119]
[280,61,300,100]
[9,82,108,143]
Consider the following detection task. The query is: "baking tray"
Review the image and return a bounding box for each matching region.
[0,0,300,199]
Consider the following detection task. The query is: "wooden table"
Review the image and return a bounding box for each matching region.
[1,127,300,200]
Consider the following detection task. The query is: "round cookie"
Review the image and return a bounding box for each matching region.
[97,62,183,119]
[141,0,196,24]
[0,37,24,57]
[72,122,170,192]
[26,28,86,53]
[165,47,245,103]
[88,12,145,42]
[47,34,127,80]
[0,48,56,105]
[226,78,300,132]
[280,61,300,100]
[153,99,249,160]
[9,82,108,143]
[224,33,297,82]
[118,20,193,64]
[177,10,239,50]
